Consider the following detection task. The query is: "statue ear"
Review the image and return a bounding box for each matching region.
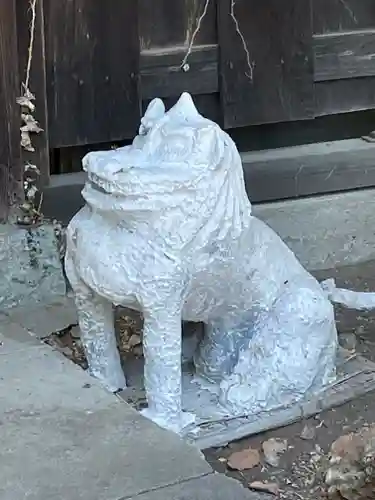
[143,98,165,121]
[167,92,199,122]
[139,98,166,135]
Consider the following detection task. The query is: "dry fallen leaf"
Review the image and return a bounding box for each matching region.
[262,438,287,467]
[300,424,316,441]
[227,447,260,471]
[249,481,279,496]
[17,94,35,112]
[21,113,43,133]
[21,130,34,152]
[324,425,375,500]
[128,334,141,347]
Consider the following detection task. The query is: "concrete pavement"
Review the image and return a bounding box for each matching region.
[0,305,262,500]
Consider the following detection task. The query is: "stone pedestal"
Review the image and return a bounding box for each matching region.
[0,224,66,312]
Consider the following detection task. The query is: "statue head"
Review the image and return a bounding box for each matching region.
[81,93,251,220]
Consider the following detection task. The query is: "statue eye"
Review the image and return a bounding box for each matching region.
[159,136,192,161]
[169,141,187,156]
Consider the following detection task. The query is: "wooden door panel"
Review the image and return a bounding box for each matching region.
[315,78,375,115]
[312,1,375,117]
[44,0,140,148]
[313,0,375,34]
[314,30,375,82]
[138,0,218,103]
[139,0,216,50]
[218,0,315,128]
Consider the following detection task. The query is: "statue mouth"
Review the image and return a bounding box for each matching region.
[90,181,109,194]
[87,173,113,195]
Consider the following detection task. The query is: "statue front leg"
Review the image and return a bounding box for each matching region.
[75,290,126,392]
[65,252,126,392]
[141,300,195,433]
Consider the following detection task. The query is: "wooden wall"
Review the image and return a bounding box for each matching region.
[0,0,22,220]
[14,0,375,149]
[2,0,375,216]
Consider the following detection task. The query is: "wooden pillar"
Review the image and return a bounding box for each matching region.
[0,0,22,221]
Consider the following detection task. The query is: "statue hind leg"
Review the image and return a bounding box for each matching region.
[194,317,254,384]
[219,286,337,415]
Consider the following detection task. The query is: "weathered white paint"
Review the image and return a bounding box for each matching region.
[65,93,343,433]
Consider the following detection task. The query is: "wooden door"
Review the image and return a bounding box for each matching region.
[43,0,141,148]
[41,1,375,145]
[138,0,219,119]
[313,0,375,116]
[218,0,315,128]
[218,0,375,128]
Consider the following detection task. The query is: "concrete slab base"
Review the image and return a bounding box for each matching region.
[119,349,375,449]
[254,188,375,271]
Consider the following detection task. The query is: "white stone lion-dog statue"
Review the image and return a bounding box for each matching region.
[65,92,372,434]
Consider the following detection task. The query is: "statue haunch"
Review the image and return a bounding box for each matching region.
[65,93,343,433]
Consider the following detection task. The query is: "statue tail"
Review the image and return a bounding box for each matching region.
[321,278,375,311]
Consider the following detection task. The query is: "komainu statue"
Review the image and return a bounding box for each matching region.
[65,93,375,433]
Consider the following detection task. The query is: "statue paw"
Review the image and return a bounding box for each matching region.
[320,278,337,298]
[140,408,196,434]
[88,367,127,394]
